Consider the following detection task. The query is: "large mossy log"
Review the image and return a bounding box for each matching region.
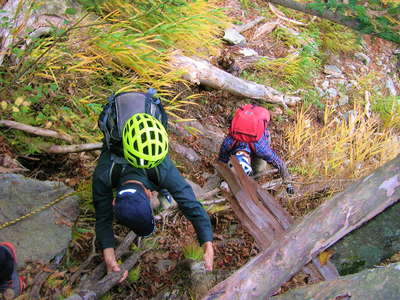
[273,263,400,300]
[203,155,400,299]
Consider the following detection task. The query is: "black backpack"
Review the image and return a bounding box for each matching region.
[98,88,168,156]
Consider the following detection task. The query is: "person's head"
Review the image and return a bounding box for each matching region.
[122,113,169,169]
[113,182,155,237]
[229,151,253,176]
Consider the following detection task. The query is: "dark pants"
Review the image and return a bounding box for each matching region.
[0,247,13,283]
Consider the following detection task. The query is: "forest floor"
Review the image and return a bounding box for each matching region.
[1,0,399,299]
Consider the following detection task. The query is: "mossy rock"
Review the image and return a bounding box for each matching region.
[330,202,400,275]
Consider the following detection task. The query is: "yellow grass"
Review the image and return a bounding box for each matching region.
[286,104,400,179]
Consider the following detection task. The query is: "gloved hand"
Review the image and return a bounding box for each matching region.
[286,183,295,195]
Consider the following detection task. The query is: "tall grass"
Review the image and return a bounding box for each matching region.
[0,0,228,154]
[286,105,400,179]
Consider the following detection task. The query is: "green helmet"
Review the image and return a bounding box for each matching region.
[122,113,168,168]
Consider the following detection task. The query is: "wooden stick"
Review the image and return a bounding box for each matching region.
[0,120,73,142]
[45,143,103,154]
[234,16,265,33]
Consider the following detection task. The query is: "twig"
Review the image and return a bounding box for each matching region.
[45,143,103,154]
[202,198,227,206]
[268,3,306,26]
[0,120,73,142]
[289,178,356,185]
[28,270,53,299]
[234,16,265,33]
[70,238,99,285]
[251,169,278,179]
[10,13,90,85]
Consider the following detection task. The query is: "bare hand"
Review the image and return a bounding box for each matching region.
[103,248,128,283]
[108,263,128,283]
[203,241,214,271]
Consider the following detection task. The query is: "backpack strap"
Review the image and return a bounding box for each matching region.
[99,94,116,150]
[145,88,168,128]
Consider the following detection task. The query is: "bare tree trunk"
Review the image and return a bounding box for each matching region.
[273,263,400,300]
[204,155,400,300]
[170,54,301,107]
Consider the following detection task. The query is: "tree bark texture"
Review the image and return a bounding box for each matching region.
[204,155,400,300]
[169,54,301,106]
[215,158,338,283]
[273,263,400,300]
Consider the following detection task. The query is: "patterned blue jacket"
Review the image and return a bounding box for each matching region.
[218,129,290,180]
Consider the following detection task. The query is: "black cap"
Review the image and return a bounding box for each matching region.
[114,183,155,236]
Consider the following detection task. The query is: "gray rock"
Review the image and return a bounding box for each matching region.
[326,88,338,98]
[330,202,400,275]
[238,48,258,57]
[321,80,330,90]
[0,174,79,267]
[273,263,400,300]
[386,78,398,96]
[170,141,201,162]
[354,52,371,65]
[199,124,225,154]
[338,95,349,106]
[223,28,246,45]
[324,65,343,77]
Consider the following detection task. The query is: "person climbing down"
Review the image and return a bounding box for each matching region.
[0,242,24,298]
[92,90,214,283]
[218,104,295,195]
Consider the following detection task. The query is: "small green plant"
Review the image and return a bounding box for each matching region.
[182,243,204,261]
[372,95,400,128]
[99,292,113,300]
[128,266,141,283]
[304,89,325,110]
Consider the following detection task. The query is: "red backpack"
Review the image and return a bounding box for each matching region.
[229,104,270,143]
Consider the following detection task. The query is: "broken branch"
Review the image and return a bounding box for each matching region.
[0,120,73,142]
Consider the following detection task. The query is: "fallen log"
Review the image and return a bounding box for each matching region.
[216,158,338,283]
[204,155,400,299]
[0,120,73,142]
[169,54,300,107]
[273,263,400,300]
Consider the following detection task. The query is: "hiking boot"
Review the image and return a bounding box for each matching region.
[0,242,24,297]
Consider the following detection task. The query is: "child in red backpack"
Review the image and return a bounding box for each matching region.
[218,104,294,194]
[0,242,24,298]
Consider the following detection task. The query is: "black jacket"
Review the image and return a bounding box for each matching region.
[92,150,213,249]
